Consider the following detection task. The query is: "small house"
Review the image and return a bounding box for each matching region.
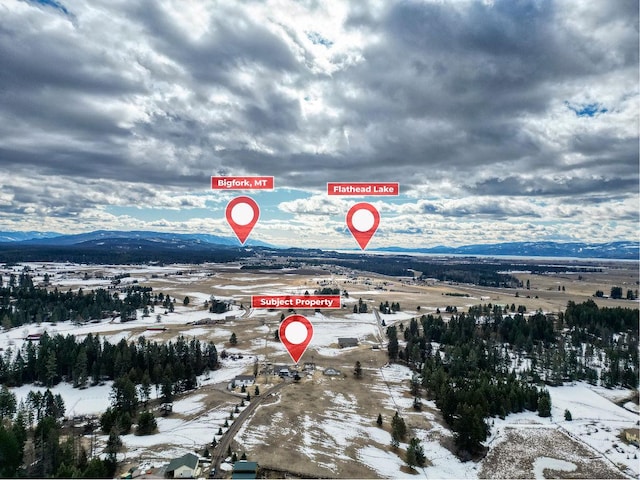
[232,461,258,479]
[338,337,358,348]
[165,453,199,478]
[233,375,255,387]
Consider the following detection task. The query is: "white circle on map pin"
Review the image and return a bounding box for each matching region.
[231,202,254,226]
[285,321,308,345]
[351,208,375,232]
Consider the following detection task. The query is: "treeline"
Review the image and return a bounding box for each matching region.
[240,264,288,270]
[317,257,520,286]
[379,300,401,314]
[0,332,219,478]
[0,276,176,328]
[416,262,518,287]
[314,287,341,295]
[388,317,551,458]
[594,287,637,300]
[0,332,219,391]
[562,299,638,388]
[0,384,118,478]
[387,300,638,457]
[564,299,638,334]
[0,243,246,265]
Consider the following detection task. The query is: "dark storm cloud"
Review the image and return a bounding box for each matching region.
[328,0,638,198]
[469,176,639,199]
[0,0,636,236]
[0,18,140,95]
[128,2,301,92]
[416,199,540,219]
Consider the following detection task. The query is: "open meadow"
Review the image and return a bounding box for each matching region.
[1,259,638,479]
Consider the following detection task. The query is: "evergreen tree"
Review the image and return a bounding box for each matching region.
[0,385,17,419]
[453,404,488,454]
[136,411,157,435]
[538,392,551,417]
[110,376,138,416]
[354,361,363,379]
[139,373,152,407]
[387,326,399,361]
[161,378,173,403]
[105,427,122,469]
[406,437,426,468]
[376,413,383,427]
[0,425,21,477]
[391,411,407,442]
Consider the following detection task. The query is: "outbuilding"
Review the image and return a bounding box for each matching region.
[232,461,258,479]
[338,337,358,348]
[233,375,256,387]
[165,453,199,478]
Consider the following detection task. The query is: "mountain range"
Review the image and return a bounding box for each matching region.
[0,230,273,248]
[372,241,639,260]
[0,230,637,260]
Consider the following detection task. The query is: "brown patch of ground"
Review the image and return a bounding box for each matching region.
[399,464,420,475]
[479,428,627,479]
[230,372,421,479]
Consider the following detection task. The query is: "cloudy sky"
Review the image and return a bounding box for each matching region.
[0,0,637,249]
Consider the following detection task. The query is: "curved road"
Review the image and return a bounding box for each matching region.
[210,382,286,478]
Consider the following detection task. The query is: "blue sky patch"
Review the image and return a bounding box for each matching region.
[565,101,608,117]
[30,0,69,15]
[306,31,333,47]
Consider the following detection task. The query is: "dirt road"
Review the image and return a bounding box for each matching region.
[210,382,286,478]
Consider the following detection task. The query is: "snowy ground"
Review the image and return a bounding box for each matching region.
[11,381,113,418]
[2,262,638,479]
[484,382,639,479]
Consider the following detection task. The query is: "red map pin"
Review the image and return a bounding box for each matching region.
[346,202,380,250]
[279,314,314,364]
[225,196,260,244]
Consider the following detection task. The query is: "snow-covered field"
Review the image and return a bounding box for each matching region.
[484,382,639,478]
[11,381,113,418]
[2,262,638,479]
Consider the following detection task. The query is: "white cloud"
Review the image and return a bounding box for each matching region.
[0,0,636,247]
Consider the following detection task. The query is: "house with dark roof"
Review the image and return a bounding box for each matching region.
[165,453,199,478]
[232,461,258,479]
[338,337,358,348]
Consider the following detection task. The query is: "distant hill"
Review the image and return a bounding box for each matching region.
[0,231,637,260]
[0,231,60,242]
[372,241,639,260]
[0,230,274,248]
